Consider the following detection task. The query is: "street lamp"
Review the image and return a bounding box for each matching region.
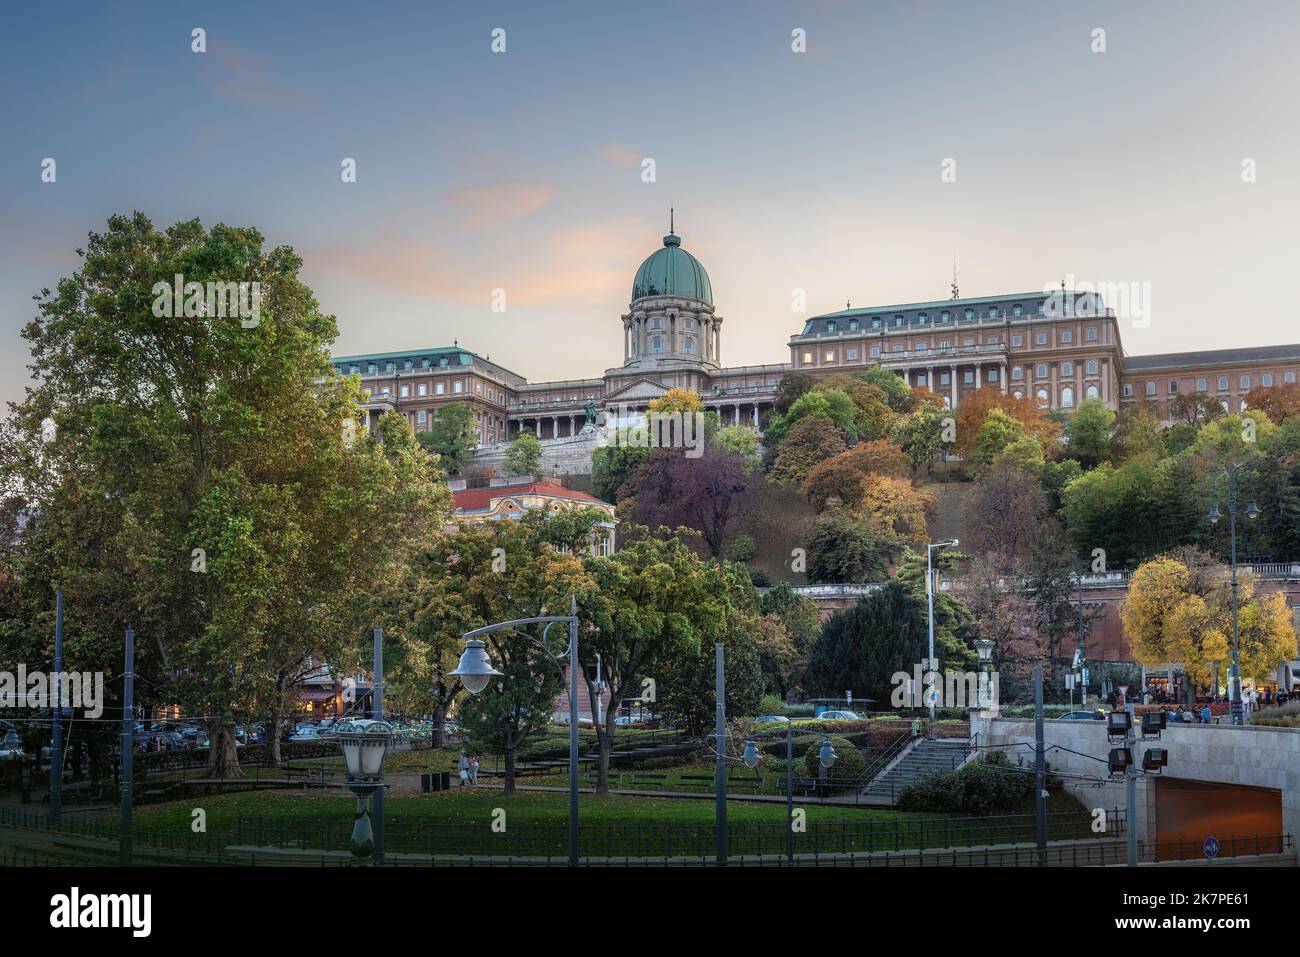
[1207,461,1259,726]
[450,596,582,865]
[925,539,959,725]
[336,718,393,859]
[975,638,995,709]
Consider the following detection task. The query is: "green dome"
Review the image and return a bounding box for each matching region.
[631,232,712,305]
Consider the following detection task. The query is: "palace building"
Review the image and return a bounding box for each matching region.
[332,220,1300,453]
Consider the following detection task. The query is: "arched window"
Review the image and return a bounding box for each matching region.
[826,321,837,333]
[1240,374,1251,390]
[1087,359,1098,375]
[1061,387,1074,408]
[684,337,695,353]
[1086,384,1099,399]
[1263,373,1273,387]
[1036,388,1049,405]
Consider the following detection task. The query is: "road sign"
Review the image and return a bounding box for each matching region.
[1203,835,1220,859]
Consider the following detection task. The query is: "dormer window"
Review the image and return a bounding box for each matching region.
[826,320,837,333]
[849,319,860,331]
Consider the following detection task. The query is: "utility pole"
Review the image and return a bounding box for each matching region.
[372,626,384,863]
[119,624,135,866]
[50,590,63,825]
[714,642,727,866]
[1033,662,1046,866]
[1126,699,1138,867]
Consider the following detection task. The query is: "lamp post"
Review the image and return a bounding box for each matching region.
[925,539,959,725]
[741,728,835,865]
[974,638,995,709]
[451,596,580,865]
[1207,462,1259,726]
[337,718,393,859]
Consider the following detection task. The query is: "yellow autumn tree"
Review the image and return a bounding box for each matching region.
[1121,554,1297,683]
[858,474,935,547]
[648,387,704,415]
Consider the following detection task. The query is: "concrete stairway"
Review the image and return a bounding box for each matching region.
[862,738,971,805]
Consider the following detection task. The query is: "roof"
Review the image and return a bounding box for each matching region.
[332,346,526,381]
[631,232,713,305]
[1123,344,1300,372]
[451,481,612,514]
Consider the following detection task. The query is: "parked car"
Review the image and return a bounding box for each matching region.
[818,710,862,721]
[289,728,323,742]
[753,715,790,724]
[1057,710,1105,721]
[613,715,645,726]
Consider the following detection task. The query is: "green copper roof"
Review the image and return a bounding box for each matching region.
[631,232,712,305]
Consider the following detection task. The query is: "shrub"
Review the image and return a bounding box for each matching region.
[759,693,785,715]
[727,534,757,562]
[896,751,1032,815]
[801,735,865,788]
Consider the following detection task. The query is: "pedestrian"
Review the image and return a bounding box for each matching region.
[1201,704,1212,724]
[457,750,469,787]
[470,754,480,785]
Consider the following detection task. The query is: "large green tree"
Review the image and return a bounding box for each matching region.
[0,213,448,775]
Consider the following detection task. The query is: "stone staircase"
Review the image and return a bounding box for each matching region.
[861,737,971,805]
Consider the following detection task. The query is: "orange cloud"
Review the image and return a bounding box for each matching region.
[442,182,555,227]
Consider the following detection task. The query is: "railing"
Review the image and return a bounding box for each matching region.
[856,729,915,790]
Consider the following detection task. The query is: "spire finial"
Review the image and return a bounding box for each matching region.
[670,207,674,234]
[950,255,960,300]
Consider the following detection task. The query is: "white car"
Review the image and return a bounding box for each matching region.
[818,710,862,721]
[754,715,790,724]
[289,729,323,742]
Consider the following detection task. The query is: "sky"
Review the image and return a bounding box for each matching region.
[2,0,1299,405]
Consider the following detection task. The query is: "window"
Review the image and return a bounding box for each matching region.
[987,335,999,345]
[941,311,951,323]
[1036,388,1049,404]
[987,307,998,318]
[436,382,445,395]
[1241,399,1249,413]
[417,409,427,424]
[1087,327,1098,342]
[872,317,882,329]
[870,346,881,358]
[1035,363,1048,378]
[963,370,974,384]
[849,318,859,331]
[1286,371,1297,384]
[454,381,463,394]
[683,318,695,330]
[826,321,837,333]
[418,383,428,396]
[894,314,905,327]
[803,351,813,364]
[1061,361,1073,377]
[892,344,904,353]
[1240,374,1252,390]
[1012,334,1023,347]
[386,362,395,372]
[916,342,928,352]
[964,309,975,321]
[1218,375,1229,391]
[1087,360,1098,376]
[399,385,409,398]
[421,358,431,368]
[1195,377,1206,391]
[1061,330,1073,344]
[1169,380,1179,394]
[1012,366,1024,380]
[963,337,974,347]
[918,313,928,324]
[1061,387,1074,408]
[1145,381,1156,396]
[368,364,378,374]
[651,317,662,330]
[1123,383,1133,397]
[824,349,836,362]
[684,337,695,353]
[940,372,950,385]
[348,365,359,375]
[651,336,662,354]
[939,340,950,350]
[1035,332,1047,345]
[404,360,413,370]
[1263,373,1274,387]
[988,368,999,383]
[1086,385,1099,399]
[917,372,928,385]
[847,347,858,361]
[380,387,390,396]
[1013,304,1023,318]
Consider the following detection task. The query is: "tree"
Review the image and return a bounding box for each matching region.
[768,416,846,488]
[416,402,475,474]
[773,372,815,415]
[1120,551,1296,687]
[506,430,543,476]
[590,440,650,503]
[1169,390,1226,427]
[859,474,934,547]
[1245,383,1300,424]
[1064,398,1115,469]
[1110,405,1167,463]
[0,213,448,776]
[805,581,932,703]
[648,387,704,415]
[805,508,889,583]
[970,408,1027,468]
[891,402,949,474]
[757,582,821,696]
[801,440,910,511]
[437,515,595,794]
[578,531,756,789]
[964,460,1055,566]
[624,447,749,557]
[764,388,859,447]
[858,367,912,412]
[953,388,1061,461]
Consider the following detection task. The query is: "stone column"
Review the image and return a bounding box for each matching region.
[950,365,957,408]
[975,365,982,390]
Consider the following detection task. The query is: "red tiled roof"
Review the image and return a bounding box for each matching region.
[451,481,611,513]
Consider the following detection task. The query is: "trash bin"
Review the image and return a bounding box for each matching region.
[420,773,432,793]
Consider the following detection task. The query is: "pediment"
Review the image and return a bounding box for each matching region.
[602,378,671,403]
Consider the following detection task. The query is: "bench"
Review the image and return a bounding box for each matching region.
[626,773,670,789]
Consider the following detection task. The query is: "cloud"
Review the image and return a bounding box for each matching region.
[599,145,641,170]
[442,182,555,227]
[210,41,310,108]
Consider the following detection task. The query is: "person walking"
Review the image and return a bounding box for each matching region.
[457,750,469,787]
[469,754,480,786]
